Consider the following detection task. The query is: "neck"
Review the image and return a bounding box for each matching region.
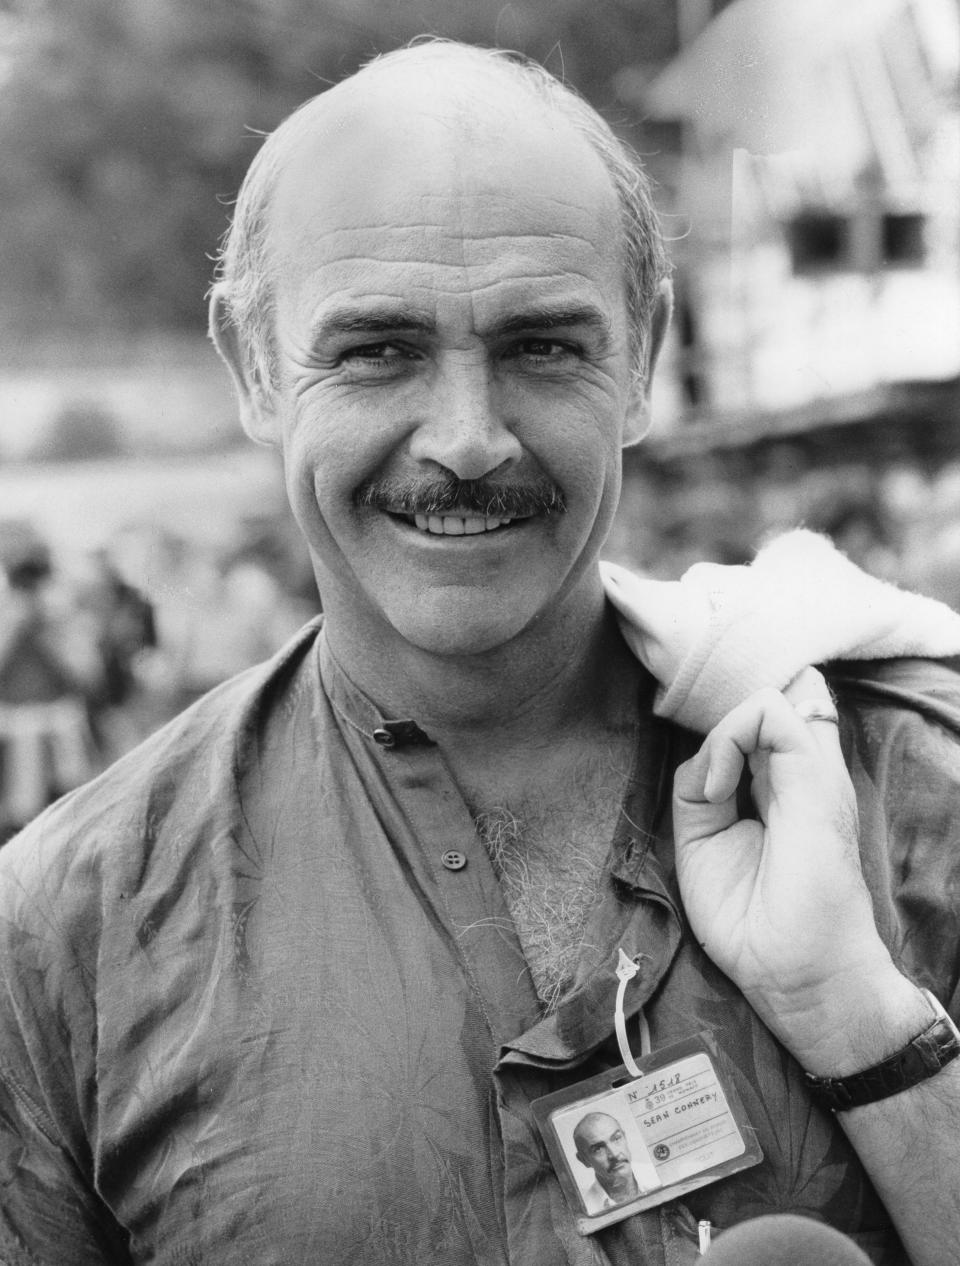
[322,572,640,751]
[602,1171,639,1201]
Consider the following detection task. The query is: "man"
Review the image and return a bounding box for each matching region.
[573,1113,647,1213]
[0,39,959,1266]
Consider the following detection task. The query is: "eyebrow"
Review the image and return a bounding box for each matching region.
[309,308,434,342]
[487,306,613,344]
[309,303,614,347]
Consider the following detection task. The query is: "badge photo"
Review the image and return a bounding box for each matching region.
[532,1033,763,1234]
[552,1087,663,1216]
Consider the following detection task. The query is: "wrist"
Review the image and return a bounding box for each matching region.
[753,963,932,1077]
[803,988,960,1112]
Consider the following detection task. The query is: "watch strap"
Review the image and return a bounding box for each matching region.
[803,989,960,1112]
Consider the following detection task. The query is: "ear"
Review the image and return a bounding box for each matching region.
[208,284,281,446]
[622,278,674,448]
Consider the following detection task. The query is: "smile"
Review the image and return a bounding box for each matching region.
[411,512,514,536]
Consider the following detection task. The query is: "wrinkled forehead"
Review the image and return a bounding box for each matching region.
[266,65,623,306]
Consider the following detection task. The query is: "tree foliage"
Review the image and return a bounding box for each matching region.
[0,0,679,337]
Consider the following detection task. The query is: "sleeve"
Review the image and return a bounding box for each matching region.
[0,1074,129,1265]
[0,847,132,1266]
[832,657,960,1016]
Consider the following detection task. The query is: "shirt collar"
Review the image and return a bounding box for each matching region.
[318,618,688,1067]
[316,625,434,748]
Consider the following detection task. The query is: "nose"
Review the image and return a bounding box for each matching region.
[407,353,522,481]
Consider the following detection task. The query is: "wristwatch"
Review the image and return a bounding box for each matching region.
[803,989,960,1112]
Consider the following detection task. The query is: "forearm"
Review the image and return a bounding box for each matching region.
[767,971,960,1266]
[837,1056,960,1266]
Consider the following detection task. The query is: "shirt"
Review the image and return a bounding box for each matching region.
[580,1165,655,1216]
[1,620,959,1266]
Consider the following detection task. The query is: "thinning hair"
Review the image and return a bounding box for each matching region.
[213,39,670,393]
[573,1112,623,1160]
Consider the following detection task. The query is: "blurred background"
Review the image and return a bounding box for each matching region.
[0,0,958,837]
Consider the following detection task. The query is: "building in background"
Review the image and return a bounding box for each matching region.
[621,0,960,451]
[601,0,960,603]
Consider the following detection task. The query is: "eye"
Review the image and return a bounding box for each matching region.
[333,341,423,382]
[502,338,582,370]
[341,342,416,366]
[513,339,573,359]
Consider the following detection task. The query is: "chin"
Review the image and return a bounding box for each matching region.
[384,600,534,659]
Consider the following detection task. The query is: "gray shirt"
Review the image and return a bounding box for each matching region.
[1,622,958,1265]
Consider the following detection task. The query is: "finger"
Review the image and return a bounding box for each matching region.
[673,746,741,838]
[699,687,814,804]
[675,742,739,810]
[783,666,842,755]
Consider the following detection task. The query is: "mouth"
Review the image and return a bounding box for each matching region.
[413,512,515,536]
[355,475,564,540]
[384,509,523,537]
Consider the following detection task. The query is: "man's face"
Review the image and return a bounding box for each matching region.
[575,1114,633,1189]
[260,73,644,657]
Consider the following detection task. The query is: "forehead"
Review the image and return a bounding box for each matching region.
[267,72,626,334]
[580,1116,620,1144]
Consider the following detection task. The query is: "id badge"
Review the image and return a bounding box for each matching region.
[532,1032,762,1234]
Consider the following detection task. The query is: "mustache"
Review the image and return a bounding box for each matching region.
[354,474,566,518]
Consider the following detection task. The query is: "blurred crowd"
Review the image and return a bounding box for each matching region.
[613,450,960,612]
[0,517,316,844]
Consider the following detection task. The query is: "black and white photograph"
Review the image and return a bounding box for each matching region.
[0,2,958,1263]
[552,1091,662,1216]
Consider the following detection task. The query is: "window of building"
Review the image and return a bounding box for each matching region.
[786,212,850,274]
[881,213,926,266]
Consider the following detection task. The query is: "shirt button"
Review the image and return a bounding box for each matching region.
[441,849,467,871]
[372,728,396,748]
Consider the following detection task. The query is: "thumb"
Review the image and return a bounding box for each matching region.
[673,743,742,845]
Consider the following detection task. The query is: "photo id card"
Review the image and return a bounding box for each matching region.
[532,1033,762,1234]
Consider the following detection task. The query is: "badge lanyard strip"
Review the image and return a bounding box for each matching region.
[614,948,651,1076]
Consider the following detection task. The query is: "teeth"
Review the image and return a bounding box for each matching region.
[409,513,513,536]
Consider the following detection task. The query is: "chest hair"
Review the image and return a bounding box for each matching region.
[473,750,633,1013]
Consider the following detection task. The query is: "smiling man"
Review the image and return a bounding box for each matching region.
[214,42,662,674]
[1,39,959,1266]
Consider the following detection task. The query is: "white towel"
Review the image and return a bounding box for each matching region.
[601,530,960,734]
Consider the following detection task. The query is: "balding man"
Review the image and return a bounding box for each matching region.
[572,1113,646,1214]
[1,39,959,1266]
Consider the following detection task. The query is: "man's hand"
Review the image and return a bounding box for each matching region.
[672,667,925,1075]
